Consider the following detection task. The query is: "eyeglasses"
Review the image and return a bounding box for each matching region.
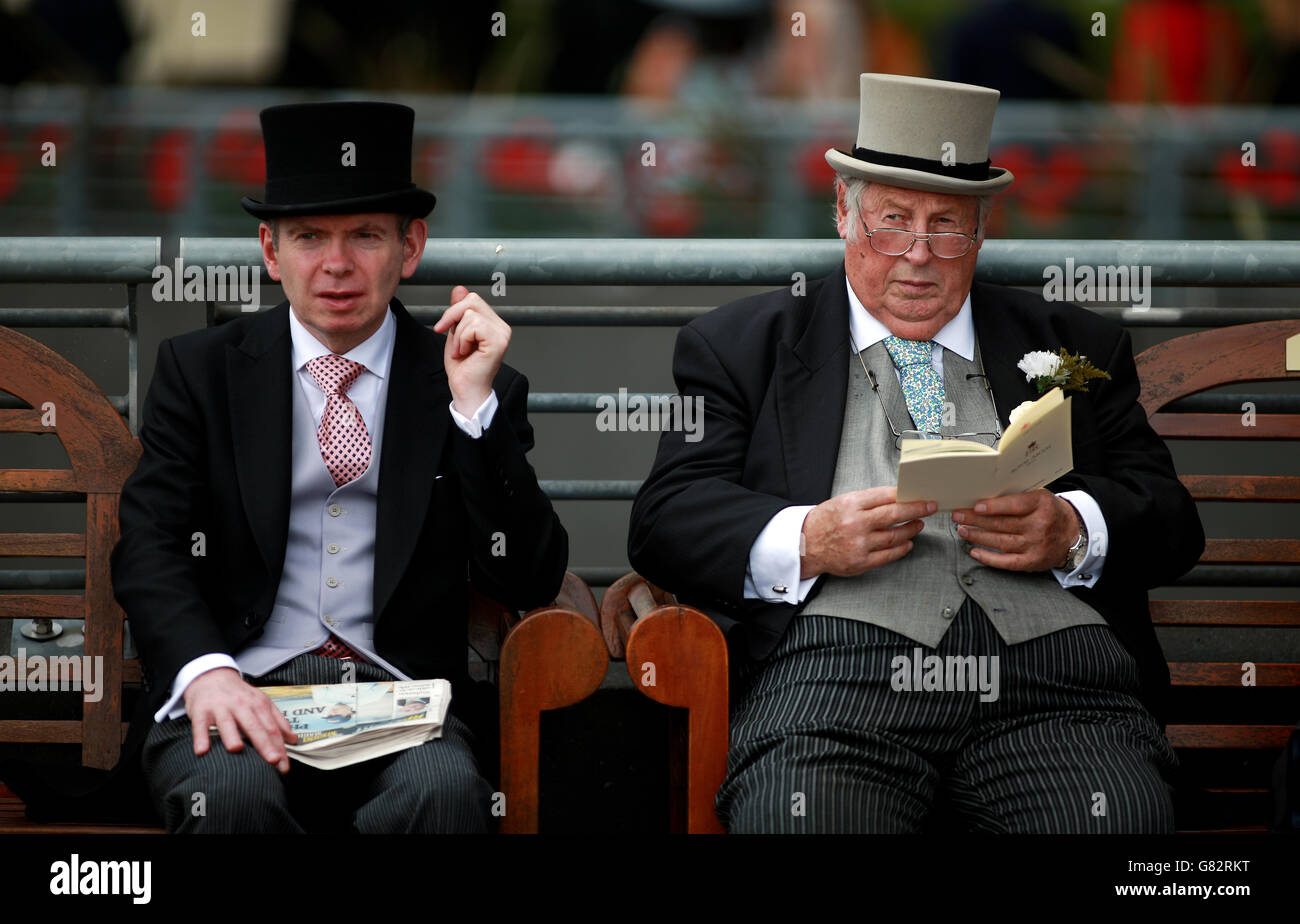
[850,332,1003,451]
[860,219,979,259]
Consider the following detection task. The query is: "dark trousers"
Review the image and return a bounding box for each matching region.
[142,655,495,833]
[716,598,1177,833]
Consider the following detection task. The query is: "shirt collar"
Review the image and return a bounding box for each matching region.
[845,275,974,361]
[288,304,396,381]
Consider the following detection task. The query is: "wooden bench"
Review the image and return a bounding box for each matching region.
[0,322,598,832]
[1135,319,1300,832]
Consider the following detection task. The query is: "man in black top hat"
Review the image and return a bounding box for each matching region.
[111,101,568,832]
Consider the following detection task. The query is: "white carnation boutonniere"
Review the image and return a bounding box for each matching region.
[1010,348,1112,425]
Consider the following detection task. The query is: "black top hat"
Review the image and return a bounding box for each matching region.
[240,101,436,219]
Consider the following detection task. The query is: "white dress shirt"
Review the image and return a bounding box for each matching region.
[743,278,1108,605]
[156,304,498,721]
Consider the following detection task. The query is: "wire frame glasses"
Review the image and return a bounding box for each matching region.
[860,219,979,259]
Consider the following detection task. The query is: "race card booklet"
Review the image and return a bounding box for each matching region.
[895,386,1073,511]
[258,679,451,770]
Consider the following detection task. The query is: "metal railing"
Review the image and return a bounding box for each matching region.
[0,236,158,433]
[2,236,1298,589]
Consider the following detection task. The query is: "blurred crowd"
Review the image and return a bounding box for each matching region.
[2,0,1298,105]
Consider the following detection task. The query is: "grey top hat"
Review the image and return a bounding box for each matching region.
[825,74,1014,195]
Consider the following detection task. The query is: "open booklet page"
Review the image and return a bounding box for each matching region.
[895,387,1073,511]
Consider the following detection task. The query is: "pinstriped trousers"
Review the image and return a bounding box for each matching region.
[716,597,1178,833]
[142,655,495,833]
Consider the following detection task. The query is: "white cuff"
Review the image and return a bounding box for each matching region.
[744,505,818,604]
[155,653,241,722]
[448,390,499,439]
[1051,490,1108,589]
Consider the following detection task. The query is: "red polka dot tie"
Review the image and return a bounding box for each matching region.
[306,354,372,487]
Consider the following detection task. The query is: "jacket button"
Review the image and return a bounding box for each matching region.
[961,574,974,586]
[243,612,255,627]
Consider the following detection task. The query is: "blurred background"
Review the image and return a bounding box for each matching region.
[1,0,1297,830]
[1,0,1299,239]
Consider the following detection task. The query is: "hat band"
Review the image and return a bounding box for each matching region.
[851,147,991,182]
[265,172,415,204]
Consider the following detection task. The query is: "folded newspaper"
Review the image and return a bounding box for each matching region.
[260,679,452,770]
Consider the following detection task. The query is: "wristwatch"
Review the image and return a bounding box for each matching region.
[1061,517,1089,571]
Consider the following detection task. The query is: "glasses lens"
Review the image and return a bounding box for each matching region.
[929,233,972,258]
[869,229,912,255]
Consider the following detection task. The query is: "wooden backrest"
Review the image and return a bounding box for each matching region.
[600,572,728,834]
[0,326,141,769]
[496,571,607,833]
[1136,321,1300,828]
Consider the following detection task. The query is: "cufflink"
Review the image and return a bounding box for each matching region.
[772,584,788,594]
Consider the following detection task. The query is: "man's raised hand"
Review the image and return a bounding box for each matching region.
[800,486,935,579]
[182,667,297,774]
[433,285,511,418]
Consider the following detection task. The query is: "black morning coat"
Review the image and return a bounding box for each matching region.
[628,268,1205,724]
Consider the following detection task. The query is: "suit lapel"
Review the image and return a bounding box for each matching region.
[970,281,1038,427]
[775,268,850,503]
[226,302,292,586]
[373,297,451,624]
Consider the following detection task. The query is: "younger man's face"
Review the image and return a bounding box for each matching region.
[259,212,427,354]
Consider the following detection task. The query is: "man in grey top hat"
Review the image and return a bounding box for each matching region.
[629,74,1204,832]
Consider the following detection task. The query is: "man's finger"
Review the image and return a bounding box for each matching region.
[433,301,470,334]
[959,524,1025,553]
[850,485,897,508]
[214,714,245,753]
[967,490,1044,516]
[450,284,469,303]
[190,712,211,756]
[874,500,936,526]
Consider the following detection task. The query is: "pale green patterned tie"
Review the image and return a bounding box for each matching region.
[882,336,944,434]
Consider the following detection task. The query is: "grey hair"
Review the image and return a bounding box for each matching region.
[835,175,993,243]
[264,214,414,250]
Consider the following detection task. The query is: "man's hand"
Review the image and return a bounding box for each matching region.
[952,489,1081,572]
[433,285,511,418]
[182,667,297,774]
[800,486,935,579]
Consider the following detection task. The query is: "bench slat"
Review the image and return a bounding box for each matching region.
[0,409,51,433]
[1169,662,1300,685]
[0,594,84,620]
[1166,724,1294,748]
[1201,538,1300,564]
[1180,474,1300,501]
[1150,600,1300,625]
[1151,413,1300,439]
[0,720,130,743]
[0,533,85,557]
[0,470,78,492]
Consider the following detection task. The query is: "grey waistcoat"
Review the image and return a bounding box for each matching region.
[236,368,406,679]
[799,337,1105,647]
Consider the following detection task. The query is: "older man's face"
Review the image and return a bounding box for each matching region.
[259,212,426,355]
[838,182,981,341]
